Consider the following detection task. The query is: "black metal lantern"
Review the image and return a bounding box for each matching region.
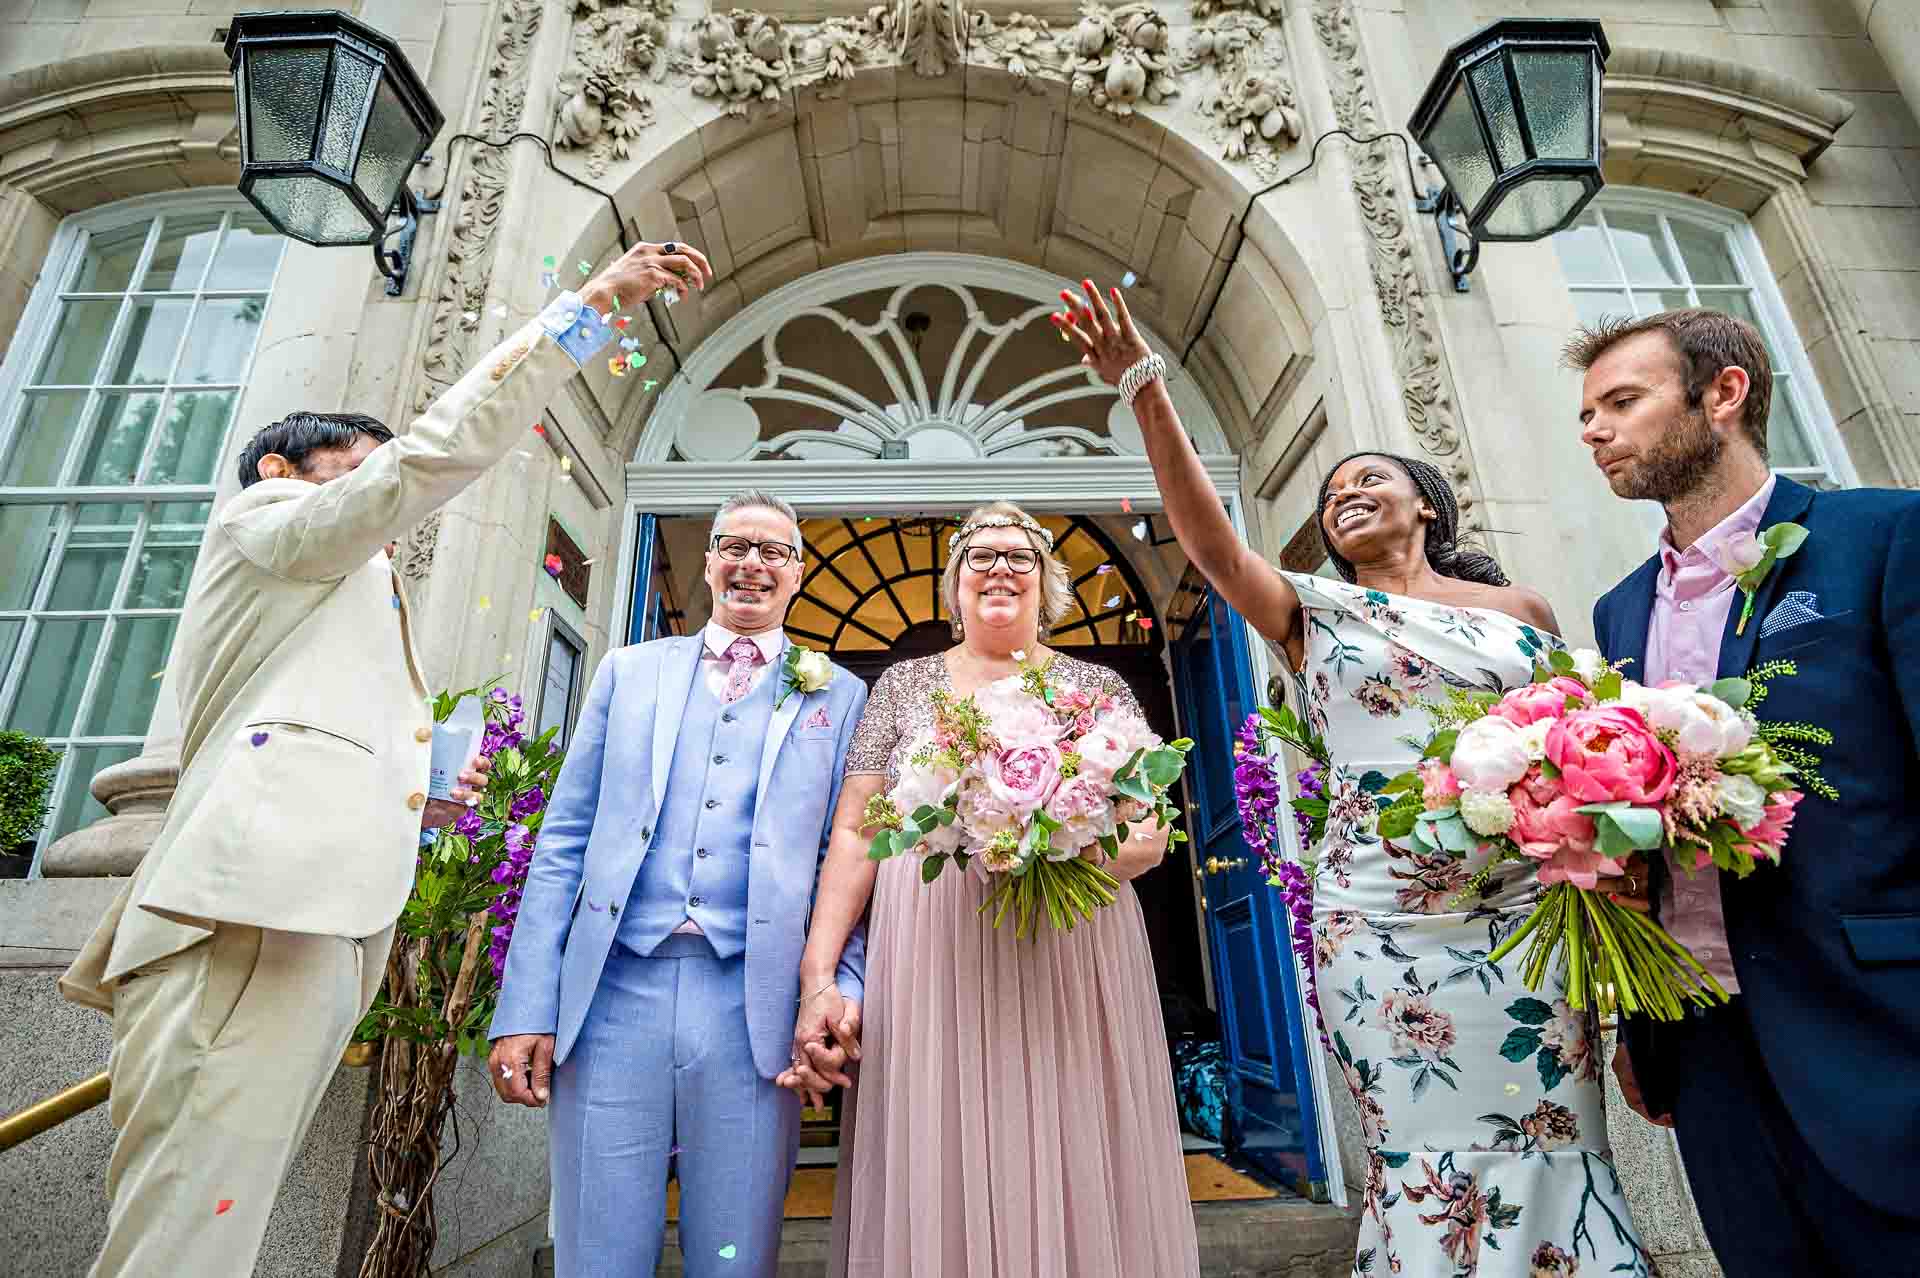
[1407,18,1610,287]
[226,10,444,290]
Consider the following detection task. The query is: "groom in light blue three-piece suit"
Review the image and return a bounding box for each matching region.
[489,490,867,1277]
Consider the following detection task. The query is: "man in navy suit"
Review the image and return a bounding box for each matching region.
[1569,308,1920,1274]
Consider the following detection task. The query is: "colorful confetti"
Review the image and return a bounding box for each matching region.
[151,670,164,680]
[1125,611,1139,624]
[670,1144,684,1157]
[539,271,558,288]
[614,315,630,330]
[391,596,400,609]
[532,423,546,436]
[1120,497,1133,513]
[577,260,591,276]
[1095,564,1113,575]
[1122,270,1138,288]
[612,294,621,311]
[477,595,491,610]
[582,557,597,566]
[560,457,573,472]
[544,554,563,578]
[643,379,659,391]
[249,732,269,748]
[1105,596,1121,608]
[608,356,627,378]
[530,608,544,622]
[718,1245,738,1261]
[628,352,647,369]
[215,1200,234,1216]
[1138,617,1154,630]
[543,255,556,268]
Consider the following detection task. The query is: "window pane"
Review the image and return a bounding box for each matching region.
[72,392,162,486]
[71,223,150,293]
[0,619,21,676]
[107,298,191,385]
[48,522,134,611]
[152,499,213,525]
[48,743,140,845]
[1767,377,1819,470]
[1671,221,1740,286]
[1553,217,1615,286]
[126,520,204,610]
[147,391,236,485]
[33,299,121,385]
[1704,292,1786,366]
[7,617,104,736]
[0,504,59,610]
[140,212,223,291]
[1644,289,1693,316]
[175,300,263,384]
[1605,211,1682,287]
[2,390,88,485]
[204,212,284,291]
[1571,289,1629,328]
[76,500,139,526]
[86,616,178,734]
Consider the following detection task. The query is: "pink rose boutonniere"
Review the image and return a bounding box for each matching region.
[1718,522,1809,635]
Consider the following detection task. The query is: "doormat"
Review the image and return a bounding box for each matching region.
[1184,1153,1280,1203]
[668,1168,839,1222]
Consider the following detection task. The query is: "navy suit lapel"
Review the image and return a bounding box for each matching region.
[1608,559,1660,680]
[1716,477,1817,680]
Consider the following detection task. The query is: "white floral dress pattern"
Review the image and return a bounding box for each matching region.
[1284,574,1648,1278]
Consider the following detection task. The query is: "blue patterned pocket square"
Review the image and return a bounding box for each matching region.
[1759,591,1823,639]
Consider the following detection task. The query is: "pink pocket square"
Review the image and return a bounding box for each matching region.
[801,706,832,731]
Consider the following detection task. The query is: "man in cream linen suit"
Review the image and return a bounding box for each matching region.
[58,237,713,1278]
[488,491,868,1277]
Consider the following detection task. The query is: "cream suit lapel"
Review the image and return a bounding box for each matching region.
[651,636,703,812]
[388,565,429,699]
[756,638,805,804]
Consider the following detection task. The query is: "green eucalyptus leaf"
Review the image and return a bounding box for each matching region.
[1708,677,1752,709]
[1422,729,1459,762]
[921,853,949,883]
[1765,522,1809,557]
[1547,649,1576,676]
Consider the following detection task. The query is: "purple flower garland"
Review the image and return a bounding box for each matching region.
[1233,712,1330,1048]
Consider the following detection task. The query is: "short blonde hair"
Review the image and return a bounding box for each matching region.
[942,501,1072,637]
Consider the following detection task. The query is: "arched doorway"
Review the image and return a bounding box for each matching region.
[620,252,1328,1197]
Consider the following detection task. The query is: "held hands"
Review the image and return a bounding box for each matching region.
[777,984,862,1110]
[1052,279,1152,387]
[488,1033,557,1108]
[579,239,714,314]
[421,752,491,832]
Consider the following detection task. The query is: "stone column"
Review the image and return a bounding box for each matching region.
[1852,1,1920,133]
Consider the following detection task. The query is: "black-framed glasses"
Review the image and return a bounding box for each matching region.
[710,535,800,567]
[962,547,1040,573]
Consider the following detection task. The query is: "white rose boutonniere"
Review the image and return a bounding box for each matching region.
[777,643,833,709]
[1717,522,1808,635]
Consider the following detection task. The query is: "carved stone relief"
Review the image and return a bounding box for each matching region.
[1309,0,1476,527]
[551,0,1304,175]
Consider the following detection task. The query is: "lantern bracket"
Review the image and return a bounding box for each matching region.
[374,184,440,297]
[1413,181,1480,294]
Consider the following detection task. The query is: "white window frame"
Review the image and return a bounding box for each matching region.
[0,191,286,870]
[1559,188,1857,490]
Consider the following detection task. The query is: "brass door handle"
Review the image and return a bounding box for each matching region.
[1204,855,1247,875]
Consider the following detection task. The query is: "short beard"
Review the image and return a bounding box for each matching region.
[1612,405,1722,504]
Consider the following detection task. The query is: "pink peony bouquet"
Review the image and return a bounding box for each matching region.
[1377,650,1833,1020]
[864,654,1193,935]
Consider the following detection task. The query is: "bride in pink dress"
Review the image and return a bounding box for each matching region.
[781,501,1201,1277]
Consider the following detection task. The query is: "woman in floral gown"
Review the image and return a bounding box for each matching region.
[1053,281,1648,1276]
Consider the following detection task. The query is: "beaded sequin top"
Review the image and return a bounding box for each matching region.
[845,652,1147,784]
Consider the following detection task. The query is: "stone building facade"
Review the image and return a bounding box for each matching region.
[1,0,1916,1274]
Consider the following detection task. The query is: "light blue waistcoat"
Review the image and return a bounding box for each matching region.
[614,663,776,956]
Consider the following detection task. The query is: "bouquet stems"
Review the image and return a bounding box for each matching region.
[1488,884,1728,1021]
[981,857,1121,939]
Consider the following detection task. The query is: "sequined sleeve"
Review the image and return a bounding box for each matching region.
[844,663,904,776]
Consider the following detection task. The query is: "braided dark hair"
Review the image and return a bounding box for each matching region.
[1315,451,1509,587]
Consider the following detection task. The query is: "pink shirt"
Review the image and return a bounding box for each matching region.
[1641,475,1774,994]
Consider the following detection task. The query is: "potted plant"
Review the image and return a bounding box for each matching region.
[0,731,61,877]
[351,681,564,1278]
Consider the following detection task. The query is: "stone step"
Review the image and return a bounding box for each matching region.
[532,1198,1359,1276]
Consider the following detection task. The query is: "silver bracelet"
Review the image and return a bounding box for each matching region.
[1119,353,1168,405]
[800,980,837,1004]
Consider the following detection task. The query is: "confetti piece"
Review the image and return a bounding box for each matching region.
[462,310,479,324]
[491,304,508,318]
[608,356,627,378]
[504,651,513,663]
[1122,270,1138,288]
[1504,1083,1522,1095]
[612,294,621,311]
[391,596,400,609]
[1095,564,1113,575]
[577,261,591,276]
[670,1144,684,1156]
[539,271,558,288]
[1120,497,1132,513]
[544,554,563,578]
[530,608,544,622]
[1138,617,1154,630]
[1105,596,1121,608]
[151,670,164,680]
[532,424,546,436]
[1059,328,1071,342]
[501,1064,514,1079]
[559,457,572,472]
[582,557,597,566]
[718,1245,738,1261]
[249,732,269,748]
[543,255,556,268]
[1125,611,1139,624]
[628,353,647,369]
[478,595,491,610]
[620,336,640,351]
[614,315,630,330]
[215,1200,234,1216]
[643,379,659,391]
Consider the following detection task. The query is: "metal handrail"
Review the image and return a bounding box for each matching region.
[0,1071,110,1153]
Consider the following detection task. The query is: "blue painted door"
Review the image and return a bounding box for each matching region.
[1172,586,1325,1196]
[628,513,669,645]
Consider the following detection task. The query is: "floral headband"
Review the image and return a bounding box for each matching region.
[947,513,1056,554]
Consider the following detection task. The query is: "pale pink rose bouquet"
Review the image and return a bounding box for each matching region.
[1377,649,1833,1020]
[865,654,1193,935]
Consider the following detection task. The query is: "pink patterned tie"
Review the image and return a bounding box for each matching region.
[721,636,763,704]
